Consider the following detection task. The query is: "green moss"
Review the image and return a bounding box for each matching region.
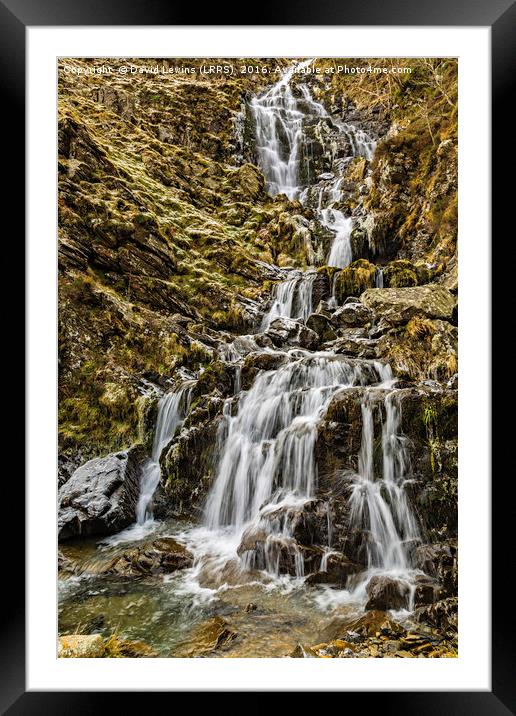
[334,259,377,303]
[383,260,418,288]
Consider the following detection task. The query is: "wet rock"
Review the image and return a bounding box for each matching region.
[365,575,410,611]
[447,373,458,390]
[331,334,378,359]
[368,318,393,338]
[58,634,105,658]
[414,582,441,608]
[361,285,456,325]
[58,445,146,540]
[305,551,362,587]
[58,550,78,578]
[265,317,319,350]
[162,412,222,515]
[332,302,373,327]
[240,351,289,390]
[90,537,193,578]
[263,499,331,546]
[289,643,319,658]
[311,271,331,307]
[176,616,237,657]
[314,299,334,318]
[104,635,158,657]
[306,313,337,341]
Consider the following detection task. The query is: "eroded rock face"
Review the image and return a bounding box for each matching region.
[414,541,458,596]
[58,445,145,539]
[361,285,455,324]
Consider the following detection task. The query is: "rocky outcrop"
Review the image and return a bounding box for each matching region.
[58,445,146,539]
[332,302,373,328]
[265,317,319,350]
[361,285,455,324]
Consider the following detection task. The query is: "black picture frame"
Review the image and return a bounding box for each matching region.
[5,0,509,710]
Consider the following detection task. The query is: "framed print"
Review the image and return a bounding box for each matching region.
[4,0,510,709]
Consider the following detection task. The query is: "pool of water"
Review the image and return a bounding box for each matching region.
[58,520,366,657]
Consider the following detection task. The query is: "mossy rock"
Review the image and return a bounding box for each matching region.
[383,259,418,288]
[334,259,377,304]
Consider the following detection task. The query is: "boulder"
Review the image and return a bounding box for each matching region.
[265,317,319,350]
[306,313,337,341]
[361,285,455,325]
[332,302,373,327]
[58,634,105,658]
[330,334,378,359]
[58,445,145,540]
[240,351,289,390]
[364,575,410,611]
[315,299,334,317]
[305,551,362,587]
[88,537,193,578]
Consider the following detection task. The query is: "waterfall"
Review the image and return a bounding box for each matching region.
[261,271,317,330]
[322,209,353,268]
[203,355,392,577]
[179,62,422,609]
[136,383,193,524]
[251,59,376,327]
[348,392,420,571]
[250,59,316,200]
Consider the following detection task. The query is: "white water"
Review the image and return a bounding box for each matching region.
[175,62,423,611]
[251,59,316,200]
[253,59,376,329]
[348,392,420,571]
[260,271,317,330]
[136,383,194,525]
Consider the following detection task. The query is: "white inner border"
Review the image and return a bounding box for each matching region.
[27,26,491,691]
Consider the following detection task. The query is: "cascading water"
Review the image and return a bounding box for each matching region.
[136,383,193,525]
[253,59,376,328]
[348,391,420,572]
[260,271,317,330]
[195,354,393,581]
[179,62,423,612]
[250,59,315,200]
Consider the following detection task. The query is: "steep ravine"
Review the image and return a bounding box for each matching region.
[58,58,457,659]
